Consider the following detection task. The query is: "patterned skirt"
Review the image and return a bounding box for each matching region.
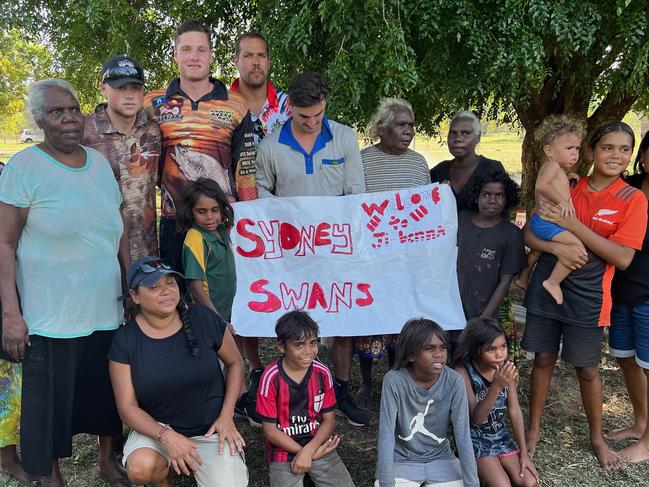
[0,360,21,447]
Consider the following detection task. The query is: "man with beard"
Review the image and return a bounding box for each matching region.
[230,32,291,427]
[231,32,290,145]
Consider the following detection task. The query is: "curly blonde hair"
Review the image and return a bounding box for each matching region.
[535,114,585,148]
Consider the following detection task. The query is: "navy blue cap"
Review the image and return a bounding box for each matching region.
[118,257,183,301]
[101,55,145,88]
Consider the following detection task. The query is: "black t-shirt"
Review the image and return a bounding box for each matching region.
[429,156,506,212]
[456,211,527,319]
[109,304,227,437]
[612,174,649,305]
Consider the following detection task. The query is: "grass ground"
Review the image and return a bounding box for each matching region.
[408,134,524,178]
[0,334,647,487]
[0,143,27,163]
[0,139,644,486]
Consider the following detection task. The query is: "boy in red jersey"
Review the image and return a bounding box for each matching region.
[257,311,354,486]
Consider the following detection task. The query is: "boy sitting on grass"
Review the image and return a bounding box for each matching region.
[256,310,355,487]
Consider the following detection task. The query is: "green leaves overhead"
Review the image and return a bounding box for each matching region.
[4,0,648,132]
[3,0,649,194]
[0,28,54,137]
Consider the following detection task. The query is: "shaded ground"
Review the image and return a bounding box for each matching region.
[2,334,648,487]
[0,132,646,485]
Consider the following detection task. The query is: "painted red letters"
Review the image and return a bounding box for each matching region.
[236,220,352,258]
[247,280,374,313]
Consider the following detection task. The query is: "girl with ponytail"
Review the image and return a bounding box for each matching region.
[108,256,248,487]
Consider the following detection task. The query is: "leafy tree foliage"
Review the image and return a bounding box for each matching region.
[4,1,649,197]
[0,28,54,140]
[256,0,649,198]
[1,1,255,107]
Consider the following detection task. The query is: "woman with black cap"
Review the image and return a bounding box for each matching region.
[109,256,248,487]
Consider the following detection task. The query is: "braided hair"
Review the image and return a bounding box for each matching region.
[177,302,200,357]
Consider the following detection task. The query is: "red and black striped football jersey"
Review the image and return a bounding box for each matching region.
[257,358,336,463]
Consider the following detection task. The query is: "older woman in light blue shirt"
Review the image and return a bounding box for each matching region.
[0,79,128,486]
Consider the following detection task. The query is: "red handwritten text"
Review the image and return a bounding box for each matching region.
[247,279,374,313]
[236,219,353,259]
[362,186,441,233]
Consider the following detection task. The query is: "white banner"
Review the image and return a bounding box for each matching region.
[231,183,465,337]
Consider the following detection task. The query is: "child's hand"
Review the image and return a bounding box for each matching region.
[558,200,574,218]
[567,172,580,183]
[312,435,340,460]
[519,453,539,483]
[291,446,315,474]
[539,201,577,230]
[492,361,517,389]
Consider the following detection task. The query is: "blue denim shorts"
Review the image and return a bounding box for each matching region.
[530,213,566,241]
[471,429,518,459]
[609,301,649,369]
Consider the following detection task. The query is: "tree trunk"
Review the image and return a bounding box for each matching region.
[573,93,641,176]
[520,127,542,206]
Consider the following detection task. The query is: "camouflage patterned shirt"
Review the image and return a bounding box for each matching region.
[83,103,161,261]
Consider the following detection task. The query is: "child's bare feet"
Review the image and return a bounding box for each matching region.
[525,428,541,457]
[592,441,623,469]
[606,423,646,442]
[542,279,563,305]
[619,441,649,464]
[514,277,528,291]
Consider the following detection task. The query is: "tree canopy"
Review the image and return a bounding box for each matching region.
[3,0,649,196]
[0,28,53,141]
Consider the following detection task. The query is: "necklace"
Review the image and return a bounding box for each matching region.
[587,178,617,192]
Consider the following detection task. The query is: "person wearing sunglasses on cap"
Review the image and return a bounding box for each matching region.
[109,257,248,487]
[82,55,161,264]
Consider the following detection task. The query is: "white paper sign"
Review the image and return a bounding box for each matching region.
[231,183,465,337]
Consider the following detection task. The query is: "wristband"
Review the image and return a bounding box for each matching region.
[157,423,170,440]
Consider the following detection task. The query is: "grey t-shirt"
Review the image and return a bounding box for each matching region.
[377,367,478,487]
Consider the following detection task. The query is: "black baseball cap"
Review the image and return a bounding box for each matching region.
[100,55,145,88]
[118,257,183,301]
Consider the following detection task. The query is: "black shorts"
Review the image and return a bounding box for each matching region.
[20,330,122,477]
[159,217,186,274]
[521,312,604,367]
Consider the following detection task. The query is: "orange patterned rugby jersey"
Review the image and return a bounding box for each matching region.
[144,77,257,217]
